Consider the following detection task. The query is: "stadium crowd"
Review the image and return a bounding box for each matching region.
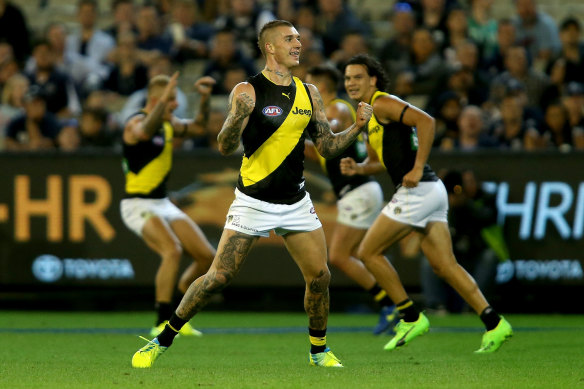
[0,0,582,152]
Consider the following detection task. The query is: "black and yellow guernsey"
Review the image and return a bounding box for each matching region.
[368,91,437,188]
[122,111,173,199]
[237,72,314,204]
[316,98,372,199]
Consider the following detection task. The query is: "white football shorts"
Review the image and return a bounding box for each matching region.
[120,197,189,236]
[224,189,322,237]
[337,181,384,229]
[381,180,448,228]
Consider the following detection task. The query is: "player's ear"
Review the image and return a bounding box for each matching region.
[370,75,377,88]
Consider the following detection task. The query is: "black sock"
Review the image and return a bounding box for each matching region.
[368,284,393,307]
[309,328,327,354]
[157,312,188,347]
[480,306,501,331]
[155,302,173,326]
[172,290,185,309]
[396,299,419,322]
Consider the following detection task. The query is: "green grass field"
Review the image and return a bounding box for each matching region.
[0,311,582,389]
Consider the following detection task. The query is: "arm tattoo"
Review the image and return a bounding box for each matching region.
[141,102,167,138]
[308,92,363,159]
[193,95,210,128]
[217,96,252,154]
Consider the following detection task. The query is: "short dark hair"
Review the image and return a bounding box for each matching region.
[344,54,390,92]
[307,65,341,93]
[560,16,581,31]
[78,0,98,9]
[257,19,294,57]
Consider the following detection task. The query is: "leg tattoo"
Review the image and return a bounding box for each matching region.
[305,269,331,330]
[177,232,256,319]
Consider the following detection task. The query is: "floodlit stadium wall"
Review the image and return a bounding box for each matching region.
[0,151,582,312]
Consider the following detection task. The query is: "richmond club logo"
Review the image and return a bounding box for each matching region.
[262,106,283,116]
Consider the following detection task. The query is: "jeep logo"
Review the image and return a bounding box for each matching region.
[291,106,311,116]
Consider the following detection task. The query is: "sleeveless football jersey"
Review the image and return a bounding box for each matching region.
[368,91,437,188]
[237,72,314,204]
[316,98,372,198]
[122,112,173,198]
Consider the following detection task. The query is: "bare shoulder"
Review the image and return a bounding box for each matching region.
[372,94,409,122]
[123,113,146,143]
[305,83,320,97]
[231,81,256,100]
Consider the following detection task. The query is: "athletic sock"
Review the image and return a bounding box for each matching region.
[396,299,419,323]
[172,290,185,309]
[368,284,393,307]
[157,313,188,347]
[309,328,327,354]
[480,306,501,331]
[155,302,173,326]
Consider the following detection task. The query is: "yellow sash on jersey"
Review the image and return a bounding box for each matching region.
[240,77,312,186]
[367,90,389,168]
[125,121,173,195]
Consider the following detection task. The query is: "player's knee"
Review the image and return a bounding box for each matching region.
[307,268,331,294]
[163,243,183,263]
[205,269,234,293]
[355,243,372,263]
[431,262,456,279]
[327,249,346,268]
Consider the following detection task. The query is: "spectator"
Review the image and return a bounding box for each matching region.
[443,105,495,151]
[378,3,416,87]
[221,66,248,95]
[467,0,498,61]
[135,4,173,59]
[167,0,215,62]
[316,0,370,56]
[330,31,369,71]
[421,169,506,313]
[66,0,116,92]
[117,55,188,125]
[0,0,31,64]
[512,0,561,70]
[102,31,149,96]
[416,0,450,47]
[546,17,584,88]
[214,0,276,59]
[0,43,20,94]
[104,0,137,41]
[26,40,81,118]
[562,82,584,137]
[430,90,462,147]
[4,87,61,151]
[537,100,584,151]
[489,93,539,150]
[442,4,470,61]
[490,45,550,109]
[407,27,449,95]
[483,18,516,76]
[295,5,324,50]
[0,73,28,137]
[203,29,257,95]
[74,107,121,150]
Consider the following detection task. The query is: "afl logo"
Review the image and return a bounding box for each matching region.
[262,106,282,116]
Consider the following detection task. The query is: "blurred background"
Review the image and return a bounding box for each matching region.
[0,0,582,314]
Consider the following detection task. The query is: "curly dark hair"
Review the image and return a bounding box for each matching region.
[344,54,390,92]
